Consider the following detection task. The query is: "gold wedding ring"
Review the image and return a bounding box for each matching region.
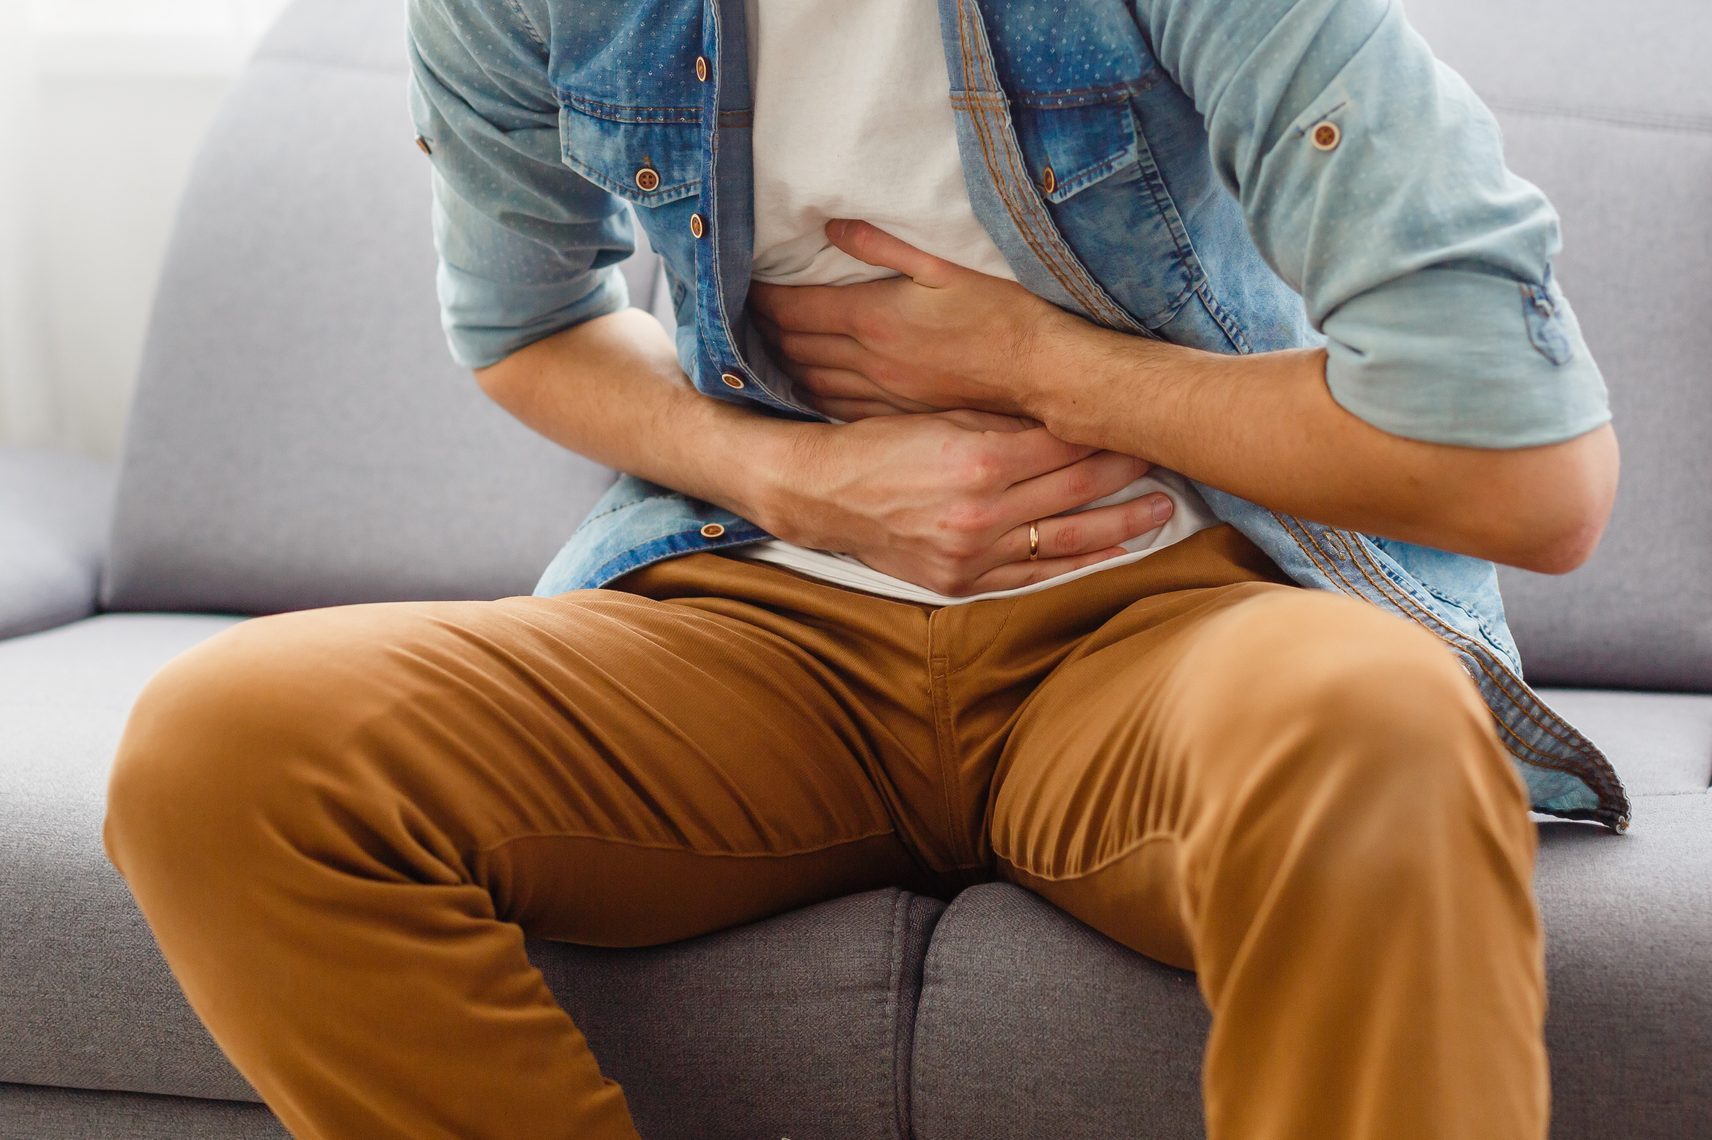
[1028,520,1040,560]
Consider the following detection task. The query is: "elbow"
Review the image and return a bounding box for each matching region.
[1489,422,1620,575]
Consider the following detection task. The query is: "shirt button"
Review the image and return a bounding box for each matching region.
[634,166,660,192]
[700,522,726,538]
[1310,121,1341,151]
[414,135,432,156]
[695,55,710,82]
[689,212,705,239]
[720,372,746,389]
[1040,163,1056,195]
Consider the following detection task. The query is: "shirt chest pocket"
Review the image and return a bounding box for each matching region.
[557,95,703,209]
[1008,94,1199,331]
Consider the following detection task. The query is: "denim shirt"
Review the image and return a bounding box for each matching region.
[405,0,1629,832]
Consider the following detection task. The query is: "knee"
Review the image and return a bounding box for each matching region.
[1195,592,1532,839]
[103,613,379,875]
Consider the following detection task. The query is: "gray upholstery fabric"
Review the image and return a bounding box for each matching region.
[0,616,944,1135]
[532,889,944,1140]
[912,794,1712,1140]
[100,0,670,616]
[0,447,115,640]
[1407,0,1712,692]
[0,1084,287,1140]
[911,884,1209,1140]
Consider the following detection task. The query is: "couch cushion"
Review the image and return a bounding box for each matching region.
[1404,0,1712,692]
[0,615,945,1140]
[101,0,671,615]
[911,751,1711,1140]
[0,447,114,640]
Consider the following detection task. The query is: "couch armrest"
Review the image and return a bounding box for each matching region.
[0,446,117,640]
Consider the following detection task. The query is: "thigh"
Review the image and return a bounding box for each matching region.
[108,554,938,948]
[984,580,1489,970]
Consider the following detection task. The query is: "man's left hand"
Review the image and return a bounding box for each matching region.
[746,218,1069,422]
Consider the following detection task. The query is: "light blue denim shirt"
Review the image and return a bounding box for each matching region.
[404,0,1628,832]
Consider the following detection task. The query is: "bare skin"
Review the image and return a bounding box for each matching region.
[749,218,1621,576]
[474,306,1175,596]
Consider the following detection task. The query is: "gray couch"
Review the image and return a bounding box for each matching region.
[3,0,1707,1136]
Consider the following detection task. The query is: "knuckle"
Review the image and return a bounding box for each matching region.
[940,499,992,537]
[1061,463,1096,499]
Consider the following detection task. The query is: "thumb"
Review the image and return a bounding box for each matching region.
[826,219,958,287]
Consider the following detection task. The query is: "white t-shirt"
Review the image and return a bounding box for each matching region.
[721,0,1222,606]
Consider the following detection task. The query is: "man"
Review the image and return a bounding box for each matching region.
[101,0,1626,1137]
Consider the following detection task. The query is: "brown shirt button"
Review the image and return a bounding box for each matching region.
[414,135,432,156]
[695,55,710,82]
[689,212,705,239]
[1310,121,1341,151]
[699,522,726,538]
[635,166,661,192]
[720,372,746,389]
[1040,163,1056,195]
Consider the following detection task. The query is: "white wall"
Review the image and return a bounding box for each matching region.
[0,0,291,460]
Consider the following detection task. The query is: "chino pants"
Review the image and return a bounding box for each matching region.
[102,522,1548,1140]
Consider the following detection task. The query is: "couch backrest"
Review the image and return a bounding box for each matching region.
[1408,0,1710,692]
[104,0,1709,695]
[100,0,669,615]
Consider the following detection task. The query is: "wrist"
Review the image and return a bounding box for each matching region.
[740,417,834,543]
[1017,309,1106,442]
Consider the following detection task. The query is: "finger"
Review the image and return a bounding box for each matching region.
[747,282,862,336]
[813,395,915,421]
[988,425,1106,482]
[772,330,868,375]
[826,219,960,288]
[961,546,1132,595]
[935,407,1043,433]
[794,366,938,413]
[1014,495,1174,564]
[1000,449,1154,518]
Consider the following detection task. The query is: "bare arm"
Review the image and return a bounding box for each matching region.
[478,307,1179,596]
[1019,325,1620,575]
[474,307,800,530]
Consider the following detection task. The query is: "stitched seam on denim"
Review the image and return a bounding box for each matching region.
[472,825,897,860]
[562,94,702,124]
[501,0,547,50]
[954,0,1079,307]
[1272,513,1577,771]
[1343,537,1623,810]
[1378,559,1514,656]
[1280,516,1621,810]
[992,829,1178,883]
[1269,513,1587,777]
[1194,279,1253,355]
[953,0,1092,317]
[954,0,1138,330]
[1338,533,1587,756]
[962,2,1146,333]
[1126,116,1202,326]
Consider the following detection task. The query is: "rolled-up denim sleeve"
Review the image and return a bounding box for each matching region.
[405,0,633,370]
[1133,0,1612,448]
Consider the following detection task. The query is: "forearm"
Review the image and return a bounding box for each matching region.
[474,309,802,531]
[1021,319,1618,574]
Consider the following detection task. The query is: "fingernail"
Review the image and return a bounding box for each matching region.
[1152,496,1172,523]
[829,219,848,241]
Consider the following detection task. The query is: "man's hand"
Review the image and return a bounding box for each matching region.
[769,409,1176,597]
[747,219,1069,422]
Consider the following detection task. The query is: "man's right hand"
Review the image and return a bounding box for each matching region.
[760,408,1176,597]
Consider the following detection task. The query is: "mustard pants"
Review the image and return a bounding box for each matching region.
[102,523,1548,1139]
